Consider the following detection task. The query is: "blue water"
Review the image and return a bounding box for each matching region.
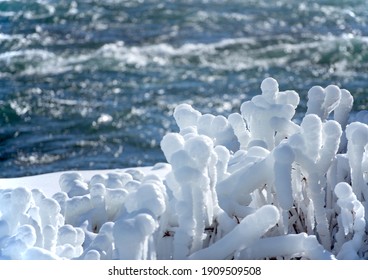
[1,0,368,177]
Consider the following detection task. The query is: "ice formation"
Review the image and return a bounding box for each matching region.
[1,78,368,260]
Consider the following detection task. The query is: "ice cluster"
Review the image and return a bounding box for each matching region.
[1,78,368,260]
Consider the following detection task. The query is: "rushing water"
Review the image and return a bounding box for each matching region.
[1,0,368,177]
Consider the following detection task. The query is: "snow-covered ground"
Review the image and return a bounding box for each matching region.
[0,165,170,198]
[1,78,368,260]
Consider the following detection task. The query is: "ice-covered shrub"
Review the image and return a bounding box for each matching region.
[158,77,367,259]
[1,78,368,260]
[0,168,168,259]
[161,132,235,259]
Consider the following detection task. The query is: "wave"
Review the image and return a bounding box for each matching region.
[2,34,368,78]
[0,0,55,19]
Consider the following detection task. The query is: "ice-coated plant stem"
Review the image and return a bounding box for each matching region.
[113,213,157,260]
[273,144,295,234]
[238,233,335,260]
[335,182,366,259]
[346,122,368,201]
[188,205,279,260]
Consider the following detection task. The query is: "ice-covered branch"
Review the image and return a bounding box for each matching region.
[188,205,279,259]
[161,131,233,259]
[345,122,368,201]
[334,182,366,259]
[238,233,335,260]
[240,78,299,150]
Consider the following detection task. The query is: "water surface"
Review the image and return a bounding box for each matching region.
[1,0,367,177]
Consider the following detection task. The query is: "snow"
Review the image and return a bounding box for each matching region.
[1,78,368,260]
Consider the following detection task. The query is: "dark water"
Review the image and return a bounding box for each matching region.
[1,0,368,177]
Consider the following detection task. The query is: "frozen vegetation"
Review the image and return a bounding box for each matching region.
[1,78,368,260]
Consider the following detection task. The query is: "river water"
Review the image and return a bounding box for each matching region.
[1,0,367,177]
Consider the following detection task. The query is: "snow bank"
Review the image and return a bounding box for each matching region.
[1,78,368,260]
